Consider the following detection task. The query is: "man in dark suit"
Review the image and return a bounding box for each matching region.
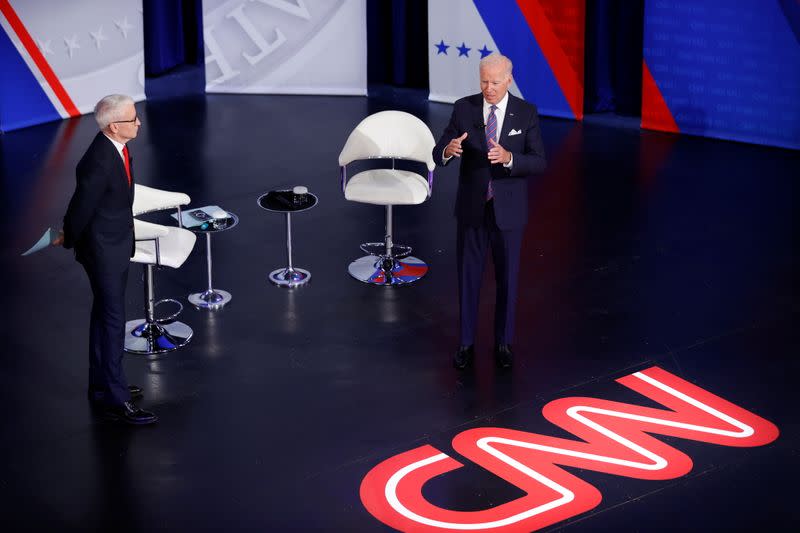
[55,94,157,424]
[433,54,547,370]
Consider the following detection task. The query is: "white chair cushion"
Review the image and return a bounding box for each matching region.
[344,169,430,206]
[132,223,196,268]
[133,184,191,216]
[133,219,168,240]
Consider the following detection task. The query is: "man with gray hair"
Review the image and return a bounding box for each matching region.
[56,94,157,424]
[433,54,547,370]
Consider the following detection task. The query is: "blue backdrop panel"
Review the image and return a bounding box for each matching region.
[644,0,800,150]
[0,27,60,133]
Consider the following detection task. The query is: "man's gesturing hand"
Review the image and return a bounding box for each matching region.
[487,138,511,165]
[444,132,468,158]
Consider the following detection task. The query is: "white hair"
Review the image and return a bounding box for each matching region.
[94,94,135,129]
[479,54,513,77]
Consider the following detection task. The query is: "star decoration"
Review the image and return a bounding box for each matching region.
[37,38,53,56]
[63,35,80,58]
[478,45,493,58]
[457,42,471,57]
[114,17,133,39]
[434,39,449,55]
[89,26,108,50]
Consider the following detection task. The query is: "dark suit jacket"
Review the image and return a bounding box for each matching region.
[433,93,546,229]
[63,132,135,273]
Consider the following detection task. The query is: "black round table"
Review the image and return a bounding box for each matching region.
[257,190,318,287]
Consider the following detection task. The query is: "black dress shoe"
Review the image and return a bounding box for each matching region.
[88,385,143,403]
[495,344,513,369]
[103,401,158,425]
[454,345,475,369]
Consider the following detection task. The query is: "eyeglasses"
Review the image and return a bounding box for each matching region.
[113,115,139,124]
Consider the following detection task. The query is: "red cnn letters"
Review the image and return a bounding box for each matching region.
[360,366,779,532]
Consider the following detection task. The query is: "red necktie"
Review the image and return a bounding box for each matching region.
[122,145,132,186]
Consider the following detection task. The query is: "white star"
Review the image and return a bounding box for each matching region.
[114,17,133,39]
[36,38,53,56]
[63,35,80,58]
[89,26,108,50]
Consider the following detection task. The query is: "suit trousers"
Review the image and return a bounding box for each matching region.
[83,261,131,406]
[457,200,523,346]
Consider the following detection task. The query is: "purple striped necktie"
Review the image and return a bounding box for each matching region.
[486,104,497,201]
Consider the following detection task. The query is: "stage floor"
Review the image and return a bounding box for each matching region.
[1,90,797,531]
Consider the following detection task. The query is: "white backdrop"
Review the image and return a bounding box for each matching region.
[427,1,520,103]
[203,0,366,95]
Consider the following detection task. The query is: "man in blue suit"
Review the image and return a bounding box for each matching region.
[56,94,157,424]
[433,54,547,369]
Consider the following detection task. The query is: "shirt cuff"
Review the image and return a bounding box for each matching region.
[503,153,513,169]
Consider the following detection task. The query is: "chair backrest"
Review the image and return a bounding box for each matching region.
[338,111,436,170]
[133,184,191,216]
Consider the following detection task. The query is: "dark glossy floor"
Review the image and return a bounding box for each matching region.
[1,89,797,531]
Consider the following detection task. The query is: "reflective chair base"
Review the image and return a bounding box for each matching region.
[189,289,232,309]
[124,319,193,355]
[269,267,311,288]
[348,254,427,286]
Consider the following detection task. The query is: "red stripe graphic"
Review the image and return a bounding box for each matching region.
[0,0,79,117]
[641,60,679,133]
[515,0,585,120]
[361,366,778,531]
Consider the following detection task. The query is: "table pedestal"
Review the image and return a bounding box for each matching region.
[189,232,233,308]
[269,211,311,287]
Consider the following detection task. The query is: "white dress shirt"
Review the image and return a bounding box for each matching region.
[103,133,127,162]
[484,91,509,142]
[484,92,513,168]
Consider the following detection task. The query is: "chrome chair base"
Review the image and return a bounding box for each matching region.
[347,255,427,285]
[269,267,311,287]
[189,289,232,309]
[124,319,193,355]
[359,242,412,259]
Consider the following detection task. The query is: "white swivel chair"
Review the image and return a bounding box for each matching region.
[132,184,190,221]
[124,186,196,355]
[338,111,436,285]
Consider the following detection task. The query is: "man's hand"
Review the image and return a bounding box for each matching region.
[52,229,64,247]
[444,132,468,158]
[487,138,511,165]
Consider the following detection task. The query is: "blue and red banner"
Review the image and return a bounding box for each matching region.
[428,0,585,120]
[0,0,145,133]
[642,0,800,150]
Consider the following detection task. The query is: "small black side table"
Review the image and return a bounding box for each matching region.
[257,188,318,287]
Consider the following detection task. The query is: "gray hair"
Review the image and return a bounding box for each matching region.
[479,54,513,77]
[94,94,135,129]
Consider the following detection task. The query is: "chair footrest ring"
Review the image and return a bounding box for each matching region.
[154,298,183,324]
[359,242,412,259]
